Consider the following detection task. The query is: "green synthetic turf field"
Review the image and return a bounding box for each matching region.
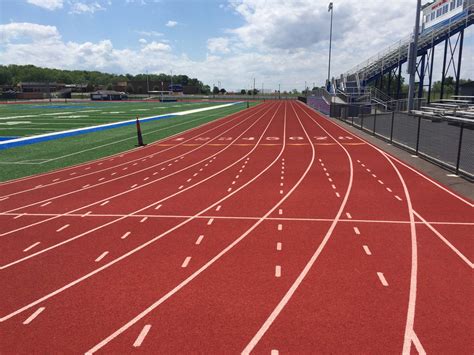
[0,101,225,138]
[0,101,259,182]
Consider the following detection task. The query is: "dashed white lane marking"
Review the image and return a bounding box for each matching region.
[168,164,173,167]
[328,178,333,182]
[14,213,25,219]
[23,242,40,252]
[95,251,109,262]
[81,211,92,218]
[378,180,384,185]
[216,205,222,212]
[35,185,43,188]
[239,169,243,173]
[155,204,162,210]
[227,188,232,192]
[367,169,371,173]
[346,212,352,219]
[278,209,283,215]
[325,172,330,177]
[100,200,109,206]
[236,175,240,179]
[111,172,117,176]
[193,173,198,177]
[395,195,403,201]
[121,231,131,239]
[40,201,51,207]
[23,307,45,325]
[195,234,204,245]
[205,163,209,167]
[279,190,283,195]
[123,167,128,171]
[280,182,284,187]
[181,256,191,268]
[143,177,149,181]
[331,184,336,190]
[174,159,179,163]
[98,163,103,166]
[275,265,282,278]
[277,224,283,231]
[363,245,372,255]
[133,325,151,348]
[335,192,340,198]
[187,178,192,183]
[207,218,214,225]
[271,350,279,355]
[199,168,203,172]
[276,242,282,251]
[321,163,325,167]
[377,272,389,287]
[281,176,284,180]
[195,235,204,245]
[140,217,148,223]
[70,172,76,176]
[161,168,166,171]
[85,167,91,171]
[386,187,393,193]
[98,177,105,182]
[133,163,138,166]
[53,178,60,182]
[361,164,366,167]
[357,159,361,163]
[323,168,327,172]
[318,158,322,162]
[178,185,184,190]
[56,224,70,232]
[372,174,377,178]
[83,184,90,188]
[353,227,360,235]
[153,172,158,176]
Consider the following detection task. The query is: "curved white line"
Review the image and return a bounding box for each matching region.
[242,101,354,354]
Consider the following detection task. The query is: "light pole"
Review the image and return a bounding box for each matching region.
[146,70,150,98]
[407,0,422,111]
[328,2,334,91]
[278,84,281,100]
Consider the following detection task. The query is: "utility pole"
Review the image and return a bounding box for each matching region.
[253,77,256,99]
[279,84,281,100]
[328,2,334,90]
[407,0,422,111]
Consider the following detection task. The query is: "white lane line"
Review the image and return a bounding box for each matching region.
[280,182,284,187]
[155,204,162,210]
[131,184,138,188]
[318,158,322,162]
[323,168,327,172]
[199,168,203,172]
[353,227,360,235]
[328,178,333,182]
[281,176,284,180]
[277,224,283,231]
[276,242,282,251]
[325,172,330,177]
[367,169,371,173]
[227,188,232,192]
[121,232,131,240]
[83,184,90,188]
[232,181,236,185]
[193,173,198,177]
[40,201,51,207]
[411,330,427,355]
[123,167,128,171]
[14,213,25,219]
[236,175,240,179]
[346,212,352,219]
[133,325,151,348]
[377,272,389,287]
[187,178,192,183]
[395,195,403,201]
[357,159,360,163]
[161,168,166,171]
[205,163,209,167]
[331,184,336,190]
[81,211,92,218]
[95,251,109,262]
[23,307,45,325]
[278,209,283,215]
[178,185,184,190]
[85,167,91,171]
[52,178,60,182]
[133,163,138,166]
[335,192,340,198]
[386,187,392,193]
[361,164,366,167]
[98,178,105,182]
[153,172,158,176]
[271,350,279,355]
[100,200,109,206]
[195,235,204,245]
[70,172,76,176]
[111,172,117,176]
[321,163,325,167]
[378,180,384,185]
[143,177,149,181]
[275,265,281,278]
[56,224,70,232]
[181,256,191,268]
[23,242,41,252]
[207,218,214,225]
[140,217,148,223]
[239,169,243,173]
[372,174,377,178]
[216,205,221,212]
[279,190,283,195]
[363,245,372,255]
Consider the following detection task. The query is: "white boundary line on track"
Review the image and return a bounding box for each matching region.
[0,103,250,187]
[308,107,473,207]
[0,102,284,322]
[0,104,279,268]
[0,104,273,237]
[413,210,473,268]
[241,101,354,354]
[0,105,259,200]
[3,212,473,226]
[302,103,418,355]
[83,100,314,354]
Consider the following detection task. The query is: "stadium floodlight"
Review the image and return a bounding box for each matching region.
[327,2,334,90]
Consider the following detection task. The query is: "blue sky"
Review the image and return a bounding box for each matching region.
[0,0,472,91]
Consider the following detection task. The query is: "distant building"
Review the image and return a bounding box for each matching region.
[90,90,127,101]
[19,82,64,93]
[119,80,200,95]
[458,81,474,96]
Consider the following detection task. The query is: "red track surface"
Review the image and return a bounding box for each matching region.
[0,101,472,354]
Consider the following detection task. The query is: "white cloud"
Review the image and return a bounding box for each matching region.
[138,38,147,44]
[135,30,163,37]
[69,2,105,14]
[26,0,63,11]
[207,37,231,54]
[141,41,171,52]
[165,20,178,27]
[0,22,61,44]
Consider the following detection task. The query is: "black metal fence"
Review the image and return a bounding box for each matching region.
[330,104,473,181]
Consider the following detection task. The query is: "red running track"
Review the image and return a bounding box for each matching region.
[0,100,472,354]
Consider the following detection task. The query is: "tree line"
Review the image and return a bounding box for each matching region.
[0,64,211,93]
